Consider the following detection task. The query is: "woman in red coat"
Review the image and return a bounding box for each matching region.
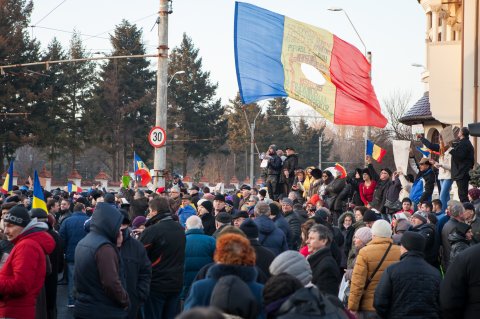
[0,206,55,319]
[359,169,377,206]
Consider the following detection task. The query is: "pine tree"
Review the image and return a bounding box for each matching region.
[294,118,332,169]
[168,33,227,175]
[0,0,41,168]
[86,20,155,179]
[259,98,296,151]
[61,32,96,170]
[225,94,263,178]
[33,38,69,172]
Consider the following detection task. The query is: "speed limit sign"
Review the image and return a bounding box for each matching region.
[148,126,167,148]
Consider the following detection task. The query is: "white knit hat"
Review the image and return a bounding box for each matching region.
[371,219,392,238]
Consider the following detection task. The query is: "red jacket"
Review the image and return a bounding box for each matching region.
[359,181,377,206]
[0,226,55,319]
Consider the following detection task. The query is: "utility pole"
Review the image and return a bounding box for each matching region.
[250,123,255,187]
[153,0,170,188]
[318,135,322,169]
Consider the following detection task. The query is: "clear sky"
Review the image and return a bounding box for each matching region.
[29,0,426,118]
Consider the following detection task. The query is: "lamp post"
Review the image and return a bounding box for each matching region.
[168,70,185,86]
[328,7,371,155]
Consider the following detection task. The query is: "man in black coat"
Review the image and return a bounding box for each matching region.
[450,127,475,203]
[140,197,186,319]
[441,243,480,319]
[374,232,441,319]
[240,219,275,279]
[441,201,465,271]
[280,146,298,196]
[306,224,341,296]
[119,210,151,319]
[265,144,283,200]
[410,211,439,268]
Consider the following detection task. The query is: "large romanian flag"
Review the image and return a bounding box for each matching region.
[366,140,387,163]
[67,181,82,193]
[1,161,14,195]
[32,170,48,213]
[134,152,152,187]
[234,2,387,128]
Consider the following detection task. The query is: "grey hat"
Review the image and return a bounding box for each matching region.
[281,198,294,207]
[412,211,428,224]
[215,211,232,224]
[269,250,312,286]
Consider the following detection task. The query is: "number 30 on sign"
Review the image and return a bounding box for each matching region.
[148,126,167,148]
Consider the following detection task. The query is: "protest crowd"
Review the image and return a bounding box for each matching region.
[1,128,480,319]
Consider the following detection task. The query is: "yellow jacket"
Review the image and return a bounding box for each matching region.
[348,236,400,312]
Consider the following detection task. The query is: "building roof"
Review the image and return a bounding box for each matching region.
[399,92,436,125]
[95,170,110,180]
[68,169,82,179]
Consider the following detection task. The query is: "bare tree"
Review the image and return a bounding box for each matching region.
[383,91,414,141]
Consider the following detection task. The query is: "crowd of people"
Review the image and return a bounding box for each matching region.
[0,128,479,319]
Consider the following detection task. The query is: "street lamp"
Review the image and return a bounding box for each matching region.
[328,7,367,56]
[328,7,371,154]
[168,70,185,86]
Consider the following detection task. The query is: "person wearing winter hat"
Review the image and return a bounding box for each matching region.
[448,222,472,265]
[240,219,275,279]
[197,200,215,236]
[212,212,232,239]
[410,210,439,268]
[0,205,55,318]
[345,227,373,280]
[269,250,313,286]
[348,219,400,315]
[362,209,379,228]
[374,231,441,319]
[263,273,304,318]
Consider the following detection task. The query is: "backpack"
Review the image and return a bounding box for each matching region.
[277,286,349,319]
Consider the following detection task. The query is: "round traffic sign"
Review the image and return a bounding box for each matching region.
[149,126,167,148]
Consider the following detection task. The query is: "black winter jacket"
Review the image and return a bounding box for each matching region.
[280,154,298,183]
[411,223,439,268]
[450,137,475,181]
[374,251,441,319]
[307,247,341,296]
[441,244,480,319]
[284,210,301,250]
[140,213,185,294]
[267,154,282,176]
[448,232,470,265]
[121,230,151,319]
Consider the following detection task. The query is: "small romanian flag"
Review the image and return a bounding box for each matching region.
[417,146,440,157]
[334,163,347,179]
[32,170,48,213]
[0,160,14,195]
[366,140,386,163]
[134,152,152,187]
[68,181,82,193]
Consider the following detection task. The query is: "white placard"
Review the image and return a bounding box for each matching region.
[392,140,411,174]
[411,124,424,136]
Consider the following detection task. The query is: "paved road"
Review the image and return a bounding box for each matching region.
[57,283,74,319]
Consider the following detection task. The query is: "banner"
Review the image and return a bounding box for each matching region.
[392,140,411,174]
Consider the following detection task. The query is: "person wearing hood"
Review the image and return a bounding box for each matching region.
[0,205,55,319]
[374,232,442,319]
[448,222,472,265]
[240,219,275,279]
[253,202,288,256]
[74,203,129,319]
[280,146,299,197]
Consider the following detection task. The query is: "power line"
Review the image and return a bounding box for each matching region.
[30,25,110,41]
[33,0,67,26]
[83,13,158,41]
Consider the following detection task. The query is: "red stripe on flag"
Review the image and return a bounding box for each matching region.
[330,35,387,128]
[376,148,387,163]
